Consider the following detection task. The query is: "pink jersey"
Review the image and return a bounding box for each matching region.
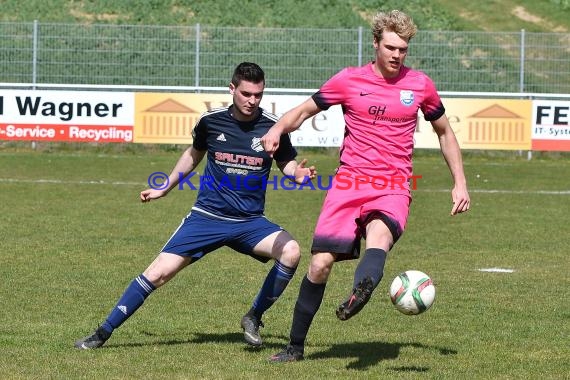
[312,62,445,192]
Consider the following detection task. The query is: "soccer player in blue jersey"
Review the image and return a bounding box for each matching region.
[75,62,316,350]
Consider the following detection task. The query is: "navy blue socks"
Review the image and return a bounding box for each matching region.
[100,274,156,333]
[250,261,297,319]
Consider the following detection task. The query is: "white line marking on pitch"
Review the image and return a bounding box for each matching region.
[1,178,569,195]
[478,268,515,273]
[415,188,570,195]
[0,178,143,186]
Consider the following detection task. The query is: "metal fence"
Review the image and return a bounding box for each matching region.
[1,21,569,93]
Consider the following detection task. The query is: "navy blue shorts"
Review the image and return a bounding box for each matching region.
[161,211,283,263]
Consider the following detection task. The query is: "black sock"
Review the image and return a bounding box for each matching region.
[289,275,326,352]
[353,248,387,289]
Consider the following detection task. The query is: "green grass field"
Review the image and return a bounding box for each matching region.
[2,0,569,32]
[0,148,569,379]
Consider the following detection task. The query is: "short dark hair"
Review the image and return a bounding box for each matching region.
[231,62,265,86]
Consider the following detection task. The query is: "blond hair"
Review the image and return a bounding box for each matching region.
[372,10,417,42]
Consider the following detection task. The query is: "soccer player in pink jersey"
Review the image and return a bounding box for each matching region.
[263,10,470,362]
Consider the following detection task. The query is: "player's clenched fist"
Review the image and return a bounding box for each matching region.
[261,128,282,157]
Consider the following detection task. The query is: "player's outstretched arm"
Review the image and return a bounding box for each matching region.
[140,146,206,203]
[431,115,470,215]
[262,97,321,157]
[277,158,317,185]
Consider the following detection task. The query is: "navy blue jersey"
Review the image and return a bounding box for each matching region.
[191,105,297,219]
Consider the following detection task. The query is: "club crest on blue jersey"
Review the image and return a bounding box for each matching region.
[251,137,264,152]
[400,90,414,106]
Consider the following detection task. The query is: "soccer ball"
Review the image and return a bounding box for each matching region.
[389,270,435,315]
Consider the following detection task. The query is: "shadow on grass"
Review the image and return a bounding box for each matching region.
[307,341,457,371]
[105,330,288,350]
[186,333,456,371]
[103,331,456,371]
[189,331,289,350]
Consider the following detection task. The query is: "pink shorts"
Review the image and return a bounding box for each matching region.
[311,177,411,261]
